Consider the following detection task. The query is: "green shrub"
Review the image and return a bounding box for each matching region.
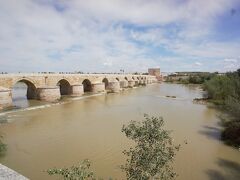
[0,135,6,156]
[222,121,240,147]
[47,159,95,180]
[204,69,240,147]
[121,114,180,180]
[204,71,240,115]
[204,75,233,102]
[225,96,240,118]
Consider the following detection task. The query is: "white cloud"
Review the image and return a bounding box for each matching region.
[194,62,202,66]
[224,58,238,63]
[69,0,237,25]
[221,57,240,71]
[0,0,239,73]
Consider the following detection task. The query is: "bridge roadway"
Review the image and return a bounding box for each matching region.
[0,73,157,109]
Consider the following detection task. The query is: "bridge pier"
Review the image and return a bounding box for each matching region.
[120,80,128,88]
[71,85,83,96]
[134,80,139,86]
[92,83,105,93]
[147,79,151,84]
[128,80,135,88]
[143,80,147,85]
[108,81,120,93]
[140,80,146,86]
[36,87,60,102]
[0,87,12,109]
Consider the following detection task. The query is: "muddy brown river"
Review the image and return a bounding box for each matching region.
[0,83,239,179]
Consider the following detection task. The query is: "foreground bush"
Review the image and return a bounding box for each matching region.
[47,159,95,180]
[121,114,180,180]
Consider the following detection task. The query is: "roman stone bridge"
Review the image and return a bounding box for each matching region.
[0,73,157,109]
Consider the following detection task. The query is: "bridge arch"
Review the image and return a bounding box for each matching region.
[102,78,109,89]
[82,79,92,92]
[57,79,72,95]
[124,77,128,81]
[116,78,120,81]
[12,79,37,99]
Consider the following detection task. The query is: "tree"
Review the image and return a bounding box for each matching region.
[237,68,240,77]
[121,114,180,180]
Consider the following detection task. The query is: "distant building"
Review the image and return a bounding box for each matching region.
[148,68,162,81]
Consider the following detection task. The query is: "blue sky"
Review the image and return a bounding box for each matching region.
[0,0,240,73]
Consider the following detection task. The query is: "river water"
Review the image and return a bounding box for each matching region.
[0,83,239,179]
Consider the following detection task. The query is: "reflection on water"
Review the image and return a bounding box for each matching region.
[0,83,239,180]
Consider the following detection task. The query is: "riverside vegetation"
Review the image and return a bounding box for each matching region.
[166,69,240,147]
[204,69,240,147]
[47,115,180,179]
